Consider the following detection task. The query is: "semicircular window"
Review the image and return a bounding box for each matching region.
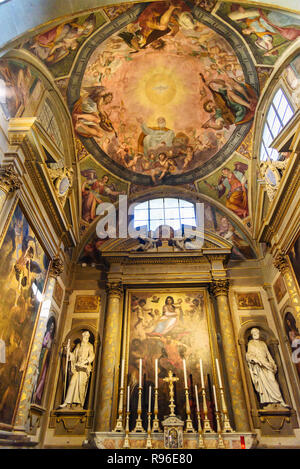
[134,198,196,232]
[260,88,294,161]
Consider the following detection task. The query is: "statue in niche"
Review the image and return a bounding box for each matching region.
[59,330,95,409]
[246,328,288,408]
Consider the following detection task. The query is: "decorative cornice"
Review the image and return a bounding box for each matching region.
[0,165,21,193]
[49,256,64,278]
[273,251,290,275]
[209,279,230,297]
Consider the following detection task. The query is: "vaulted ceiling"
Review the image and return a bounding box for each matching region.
[1,0,300,262]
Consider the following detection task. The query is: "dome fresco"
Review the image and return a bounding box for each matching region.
[68,0,258,185]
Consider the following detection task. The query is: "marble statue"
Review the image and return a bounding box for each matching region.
[246,328,288,407]
[59,330,95,409]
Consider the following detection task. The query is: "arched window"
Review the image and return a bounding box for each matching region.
[134,198,196,232]
[260,87,294,161]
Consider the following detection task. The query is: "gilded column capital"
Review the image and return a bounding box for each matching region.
[273,251,289,275]
[49,256,64,278]
[0,164,21,193]
[106,281,123,298]
[209,279,230,297]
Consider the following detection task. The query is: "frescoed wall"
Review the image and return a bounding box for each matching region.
[0,204,49,426]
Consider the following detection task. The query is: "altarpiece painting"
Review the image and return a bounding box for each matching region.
[125,288,215,428]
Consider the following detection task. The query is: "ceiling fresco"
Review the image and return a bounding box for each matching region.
[67,0,259,186]
[1,0,300,258]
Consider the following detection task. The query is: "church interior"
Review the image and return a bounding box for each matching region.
[0,0,300,450]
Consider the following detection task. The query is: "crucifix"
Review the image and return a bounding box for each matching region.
[163,370,179,417]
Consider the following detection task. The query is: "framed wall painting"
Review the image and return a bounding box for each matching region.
[0,203,49,427]
[235,291,263,310]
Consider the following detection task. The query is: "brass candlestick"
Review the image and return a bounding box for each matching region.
[184,387,195,433]
[219,387,234,433]
[114,386,124,432]
[196,410,206,448]
[201,386,214,433]
[132,386,145,432]
[216,411,226,449]
[123,410,130,448]
[152,386,162,432]
[146,411,153,448]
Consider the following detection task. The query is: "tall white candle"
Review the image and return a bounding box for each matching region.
[155,359,158,388]
[183,359,188,388]
[148,386,152,412]
[139,358,142,387]
[195,385,200,412]
[213,385,218,412]
[127,385,130,412]
[120,359,125,388]
[200,359,204,388]
[215,358,222,388]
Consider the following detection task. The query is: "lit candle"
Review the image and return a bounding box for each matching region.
[127,385,130,412]
[215,358,222,388]
[200,359,204,388]
[213,385,218,412]
[120,359,125,388]
[148,386,152,412]
[183,359,188,388]
[155,359,158,388]
[195,384,200,412]
[139,358,142,387]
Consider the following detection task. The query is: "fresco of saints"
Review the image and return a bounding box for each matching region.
[29,14,95,64]
[228,7,300,56]
[81,169,125,223]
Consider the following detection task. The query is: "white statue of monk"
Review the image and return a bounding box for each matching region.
[246,327,288,407]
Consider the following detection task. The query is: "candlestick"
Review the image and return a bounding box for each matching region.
[113,366,125,432]
[201,384,214,433]
[132,383,145,433]
[200,359,204,388]
[215,410,226,449]
[123,411,130,449]
[183,359,188,388]
[155,359,158,388]
[146,411,153,449]
[215,359,222,388]
[184,384,195,433]
[219,386,234,433]
[152,385,162,433]
[148,386,152,412]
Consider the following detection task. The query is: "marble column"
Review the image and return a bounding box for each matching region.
[210,279,250,432]
[273,251,300,327]
[13,256,64,432]
[94,281,123,432]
